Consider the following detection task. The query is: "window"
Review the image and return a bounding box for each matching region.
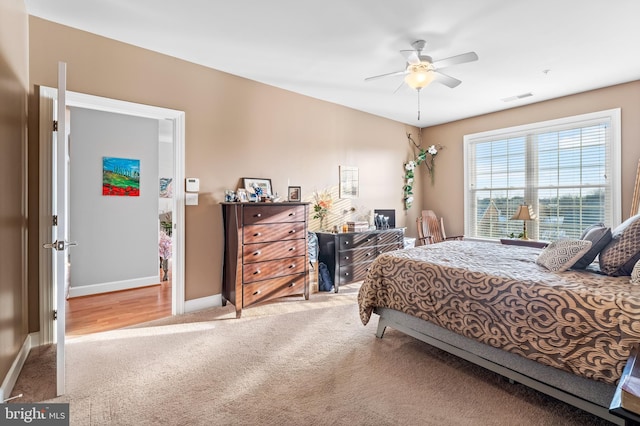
[464,109,621,241]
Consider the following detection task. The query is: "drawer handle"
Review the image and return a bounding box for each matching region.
[345,272,350,276]
[288,212,296,216]
[253,250,261,256]
[365,252,371,257]
[253,232,261,237]
[253,269,261,275]
[288,282,296,287]
[344,241,349,245]
[254,213,262,218]
[288,247,295,251]
[289,229,296,234]
[289,264,296,269]
[344,256,350,260]
[253,290,261,296]
[366,238,371,242]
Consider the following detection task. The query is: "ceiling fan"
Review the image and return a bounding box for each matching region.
[365,40,478,90]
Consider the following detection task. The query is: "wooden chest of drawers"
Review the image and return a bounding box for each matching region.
[221,202,309,318]
[317,228,404,292]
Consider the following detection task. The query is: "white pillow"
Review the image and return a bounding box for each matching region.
[631,259,640,284]
[536,239,592,272]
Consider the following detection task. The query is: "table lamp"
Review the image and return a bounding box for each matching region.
[510,204,537,240]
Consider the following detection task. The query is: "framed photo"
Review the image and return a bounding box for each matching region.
[236,188,248,202]
[288,186,301,202]
[339,166,359,199]
[242,177,272,196]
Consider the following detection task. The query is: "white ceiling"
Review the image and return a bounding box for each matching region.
[25,0,640,128]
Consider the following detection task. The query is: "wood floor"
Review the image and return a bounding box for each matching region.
[65,269,172,337]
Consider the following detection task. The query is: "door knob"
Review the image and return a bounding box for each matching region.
[43,240,78,251]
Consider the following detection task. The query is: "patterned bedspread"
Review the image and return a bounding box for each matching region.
[357,240,640,384]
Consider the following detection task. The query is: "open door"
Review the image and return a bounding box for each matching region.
[42,62,74,396]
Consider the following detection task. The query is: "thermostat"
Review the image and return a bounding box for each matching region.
[186,178,200,192]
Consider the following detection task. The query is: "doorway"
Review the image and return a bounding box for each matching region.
[39,88,186,343]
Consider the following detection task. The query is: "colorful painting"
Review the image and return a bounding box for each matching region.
[103,157,140,196]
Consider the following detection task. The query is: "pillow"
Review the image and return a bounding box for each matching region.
[536,239,592,272]
[599,214,640,276]
[580,222,605,240]
[571,225,612,269]
[632,260,640,284]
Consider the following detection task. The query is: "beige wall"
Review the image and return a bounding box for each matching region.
[28,17,419,304]
[420,81,640,237]
[0,0,29,386]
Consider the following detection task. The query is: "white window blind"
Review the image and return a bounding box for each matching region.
[463,109,621,241]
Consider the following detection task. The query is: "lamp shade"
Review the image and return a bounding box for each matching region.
[510,204,537,221]
[404,68,435,90]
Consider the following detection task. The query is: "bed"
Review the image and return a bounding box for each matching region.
[358,240,640,424]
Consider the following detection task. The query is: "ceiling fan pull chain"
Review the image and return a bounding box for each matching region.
[417,91,421,121]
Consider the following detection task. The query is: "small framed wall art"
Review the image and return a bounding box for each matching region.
[339,165,359,199]
[288,186,301,202]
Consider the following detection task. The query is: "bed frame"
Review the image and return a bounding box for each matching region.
[374,307,624,425]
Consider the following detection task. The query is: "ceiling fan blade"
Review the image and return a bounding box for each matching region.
[364,70,406,82]
[400,50,421,65]
[432,51,478,70]
[434,71,462,88]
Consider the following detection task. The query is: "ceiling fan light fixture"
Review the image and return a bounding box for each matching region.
[404,65,435,90]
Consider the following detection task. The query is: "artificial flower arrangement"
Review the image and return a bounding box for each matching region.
[403,131,443,209]
[313,189,333,230]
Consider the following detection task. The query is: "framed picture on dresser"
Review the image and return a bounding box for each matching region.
[288,186,301,202]
[242,177,272,196]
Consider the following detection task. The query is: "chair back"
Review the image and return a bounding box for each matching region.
[416,210,462,245]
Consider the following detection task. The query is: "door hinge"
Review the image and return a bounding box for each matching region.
[53,310,57,320]
[53,215,58,226]
[53,120,58,131]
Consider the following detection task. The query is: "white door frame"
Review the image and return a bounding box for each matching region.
[38,89,186,345]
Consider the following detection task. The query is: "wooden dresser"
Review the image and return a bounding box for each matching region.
[221,202,310,318]
[317,228,404,292]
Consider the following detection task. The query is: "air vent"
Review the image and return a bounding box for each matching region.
[501,92,533,102]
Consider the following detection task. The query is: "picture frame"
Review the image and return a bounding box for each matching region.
[236,188,248,202]
[288,186,301,202]
[339,166,359,199]
[242,177,272,196]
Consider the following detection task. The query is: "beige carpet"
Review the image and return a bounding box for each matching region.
[11,283,613,425]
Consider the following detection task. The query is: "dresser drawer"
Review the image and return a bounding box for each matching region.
[337,232,378,249]
[244,222,305,244]
[243,256,306,283]
[243,239,306,264]
[377,242,403,255]
[338,247,376,265]
[338,261,374,285]
[243,205,306,225]
[243,273,306,307]
[375,231,404,245]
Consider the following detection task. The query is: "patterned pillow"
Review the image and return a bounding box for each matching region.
[571,226,612,269]
[599,214,640,276]
[632,260,640,284]
[536,239,592,272]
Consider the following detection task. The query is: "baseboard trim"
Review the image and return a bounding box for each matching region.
[184,294,222,313]
[0,333,35,403]
[68,275,159,298]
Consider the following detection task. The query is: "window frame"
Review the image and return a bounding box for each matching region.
[463,108,622,242]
